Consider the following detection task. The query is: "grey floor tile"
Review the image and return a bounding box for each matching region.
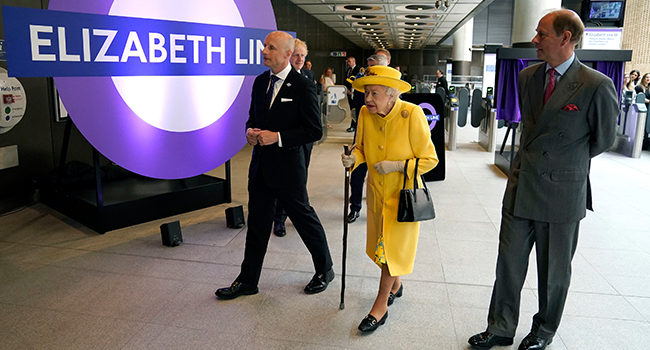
[563,292,645,321]
[0,304,145,350]
[625,296,650,322]
[558,316,650,350]
[121,324,242,350]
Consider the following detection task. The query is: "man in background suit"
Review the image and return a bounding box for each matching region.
[468,10,618,350]
[304,60,316,84]
[347,50,390,224]
[272,38,315,237]
[435,69,448,96]
[344,57,361,132]
[216,31,334,300]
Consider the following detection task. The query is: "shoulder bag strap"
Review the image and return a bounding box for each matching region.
[402,159,410,190]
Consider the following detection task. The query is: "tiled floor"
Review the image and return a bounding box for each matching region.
[1,120,650,349]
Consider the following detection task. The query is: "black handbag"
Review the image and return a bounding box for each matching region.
[397,159,436,222]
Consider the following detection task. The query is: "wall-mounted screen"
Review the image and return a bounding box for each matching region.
[589,1,623,19]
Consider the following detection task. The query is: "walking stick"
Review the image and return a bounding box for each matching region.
[340,144,354,310]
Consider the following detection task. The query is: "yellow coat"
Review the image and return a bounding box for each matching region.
[352,98,439,276]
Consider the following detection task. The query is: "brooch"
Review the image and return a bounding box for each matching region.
[401,110,409,118]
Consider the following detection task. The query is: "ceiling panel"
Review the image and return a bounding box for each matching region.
[289,0,495,49]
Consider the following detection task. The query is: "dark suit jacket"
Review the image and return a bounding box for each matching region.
[344,65,361,92]
[503,58,618,223]
[301,69,315,83]
[246,68,322,188]
[436,76,448,95]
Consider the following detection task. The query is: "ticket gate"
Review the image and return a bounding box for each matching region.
[612,91,647,158]
[444,86,469,150]
[471,87,503,152]
[319,85,348,144]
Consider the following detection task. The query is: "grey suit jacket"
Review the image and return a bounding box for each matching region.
[502,58,618,223]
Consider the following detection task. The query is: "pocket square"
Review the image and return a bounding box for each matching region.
[562,104,578,111]
[281,98,293,102]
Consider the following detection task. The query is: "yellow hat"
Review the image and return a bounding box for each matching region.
[351,65,411,93]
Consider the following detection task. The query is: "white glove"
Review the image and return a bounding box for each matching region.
[341,153,355,168]
[373,160,404,175]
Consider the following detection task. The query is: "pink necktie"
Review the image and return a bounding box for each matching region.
[544,68,556,104]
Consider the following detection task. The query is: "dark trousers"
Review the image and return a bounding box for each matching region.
[487,208,580,339]
[349,163,367,213]
[237,167,332,286]
[347,94,356,129]
[274,146,312,225]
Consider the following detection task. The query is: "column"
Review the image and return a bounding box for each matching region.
[511,0,562,47]
[452,18,473,76]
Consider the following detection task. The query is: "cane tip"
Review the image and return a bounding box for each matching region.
[339,302,345,310]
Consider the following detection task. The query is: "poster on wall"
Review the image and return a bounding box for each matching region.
[2,0,283,179]
[0,67,26,134]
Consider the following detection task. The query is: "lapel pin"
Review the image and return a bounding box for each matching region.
[286,83,292,87]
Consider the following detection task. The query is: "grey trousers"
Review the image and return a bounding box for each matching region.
[486,208,580,339]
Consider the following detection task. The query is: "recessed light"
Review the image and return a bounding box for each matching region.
[356,7,361,11]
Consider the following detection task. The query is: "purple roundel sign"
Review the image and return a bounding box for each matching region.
[40,0,277,179]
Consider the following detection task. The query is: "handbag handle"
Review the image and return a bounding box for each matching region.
[401,158,431,202]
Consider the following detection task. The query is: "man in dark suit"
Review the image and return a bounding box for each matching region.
[304,60,316,84]
[348,51,389,224]
[435,69,448,95]
[215,31,334,300]
[468,10,618,350]
[344,57,361,132]
[272,38,315,237]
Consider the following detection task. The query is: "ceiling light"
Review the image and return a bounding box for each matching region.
[417,7,423,11]
[356,7,361,10]
[362,16,366,19]
[415,16,420,20]
[366,23,370,25]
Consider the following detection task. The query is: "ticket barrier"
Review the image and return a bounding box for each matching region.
[471,87,503,152]
[612,91,647,158]
[319,85,348,144]
[444,86,469,150]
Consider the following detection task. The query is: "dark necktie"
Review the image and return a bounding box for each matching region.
[544,68,556,104]
[266,75,280,111]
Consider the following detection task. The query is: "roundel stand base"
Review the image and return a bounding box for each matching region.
[39,119,232,234]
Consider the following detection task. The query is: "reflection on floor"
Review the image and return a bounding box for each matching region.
[2,121,650,349]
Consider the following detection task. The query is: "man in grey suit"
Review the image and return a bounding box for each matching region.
[469,10,618,350]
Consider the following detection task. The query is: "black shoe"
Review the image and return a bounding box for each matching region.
[346,127,355,132]
[215,281,259,300]
[387,283,403,306]
[358,311,388,332]
[518,332,553,350]
[273,222,286,237]
[304,268,335,294]
[347,210,359,223]
[468,331,514,349]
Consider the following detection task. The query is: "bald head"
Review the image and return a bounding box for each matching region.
[548,9,584,44]
[262,31,295,73]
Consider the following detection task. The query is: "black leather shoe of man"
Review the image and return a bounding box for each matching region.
[387,283,403,306]
[518,332,552,350]
[273,222,286,237]
[468,331,514,349]
[346,127,355,132]
[347,211,360,223]
[215,282,258,300]
[304,268,335,294]
[358,311,388,332]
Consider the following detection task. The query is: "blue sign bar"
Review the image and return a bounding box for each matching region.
[2,6,277,77]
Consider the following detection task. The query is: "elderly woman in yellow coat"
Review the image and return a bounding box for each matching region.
[341,65,438,332]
